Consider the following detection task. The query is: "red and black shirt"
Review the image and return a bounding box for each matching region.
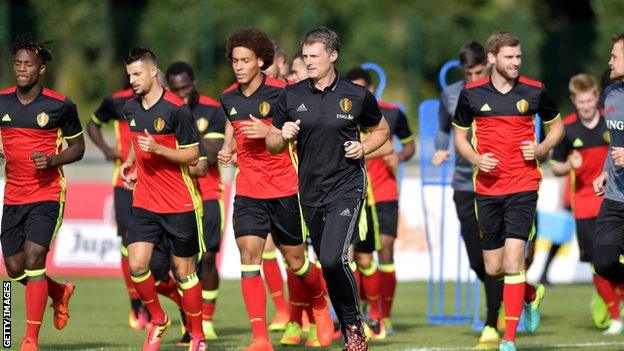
[453,76,560,196]
[123,89,200,213]
[0,87,83,205]
[190,94,226,201]
[552,112,608,218]
[367,101,414,203]
[92,88,135,188]
[220,75,298,199]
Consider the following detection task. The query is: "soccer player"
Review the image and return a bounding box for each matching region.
[267,26,390,351]
[345,66,415,338]
[452,32,563,351]
[432,41,504,347]
[551,73,618,333]
[165,61,226,340]
[119,47,205,351]
[217,27,333,351]
[0,33,84,351]
[593,33,624,323]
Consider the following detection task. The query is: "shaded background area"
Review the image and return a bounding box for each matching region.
[0,0,620,131]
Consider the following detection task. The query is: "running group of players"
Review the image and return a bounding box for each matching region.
[2,25,624,351]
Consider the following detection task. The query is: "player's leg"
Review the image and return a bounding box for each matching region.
[198,199,223,340]
[312,198,367,351]
[127,208,170,351]
[263,234,289,331]
[114,187,146,330]
[272,194,333,347]
[233,195,273,350]
[376,201,399,335]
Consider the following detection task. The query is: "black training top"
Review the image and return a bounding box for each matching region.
[273,72,382,207]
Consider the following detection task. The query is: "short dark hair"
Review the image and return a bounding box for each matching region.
[226,27,274,70]
[345,67,372,87]
[459,41,486,68]
[612,33,624,44]
[291,50,304,64]
[301,26,340,54]
[10,33,52,63]
[125,47,158,66]
[166,61,195,81]
[485,31,520,55]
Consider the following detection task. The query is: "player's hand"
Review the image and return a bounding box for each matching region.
[593,171,608,196]
[217,146,234,167]
[476,152,499,173]
[568,150,583,170]
[612,147,624,168]
[31,152,52,169]
[0,144,4,158]
[384,152,400,168]
[104,147,121,162]
[119,161,134,182]
[520,140,541,161]
[282,119,301,142]
[241,115,270,139]
[344,141,365,160]
[432,150,450,166]
[137,130,161,154]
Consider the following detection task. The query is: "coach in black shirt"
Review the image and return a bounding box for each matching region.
[267,26,389,350]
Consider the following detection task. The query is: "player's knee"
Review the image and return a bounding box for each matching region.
[485,264,503,277]
[593,245,623,282]
[355,253,373,268]
[23,247,47,270]
[3,259,24,279]
[201,251,217,268]
[129,260,150,276]
[284,255,305,272]
[318,253,345,275]
[378,246,394,264]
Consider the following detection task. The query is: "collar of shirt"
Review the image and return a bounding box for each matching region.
[307,70,340,94]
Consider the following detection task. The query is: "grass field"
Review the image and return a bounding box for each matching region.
[6,279,624,350]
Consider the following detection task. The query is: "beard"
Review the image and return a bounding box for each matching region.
[494,64,518,80]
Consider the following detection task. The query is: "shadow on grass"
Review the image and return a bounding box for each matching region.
[45,342,121,350]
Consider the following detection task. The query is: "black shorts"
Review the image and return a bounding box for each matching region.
[233,194,304,246]
[114,187,133,243]
[354,205,378,253]
[594,198,624,248]
[375,201,398,237]
[202,199,224,252]
[1,201,64,258]
[576,217,596,262]
[128,207,201,258]
[303,197,364,258]
[476,191,537,250]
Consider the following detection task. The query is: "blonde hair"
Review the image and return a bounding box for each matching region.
[568,73,598,96]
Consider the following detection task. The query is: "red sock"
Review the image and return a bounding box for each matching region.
[121,255,141,300]
[361,268,382,320]
[594,274,621,319]
[25,277,48,343]
[180,276,204,338]
[155,278,182,309]
[379,266,397,318]
[286,269,306,325]
[524,282,536,303]
[502,273,526,342]
[299,263,326,299]
[262,257,288,314]
[242,274,268,340]
[132,271,165,324]
[203,302,216,321]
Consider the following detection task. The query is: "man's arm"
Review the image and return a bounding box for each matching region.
[366,137,393,159]
[32,134,85,170]
[87,120,120,161]
[267,89,293,154]
[137,130,199,166]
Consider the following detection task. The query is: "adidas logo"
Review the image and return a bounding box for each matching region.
[1,114,10,122]
[130,119,136,127]
[572,138,583,148]
[230,107,237,115]
[296,103,308,112]
[340,208,351,217]
[480,103,491,112]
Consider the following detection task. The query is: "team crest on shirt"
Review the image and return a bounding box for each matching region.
[196,117,209,133]
[340,98,352,113]
[36,112,49,127]
[516,99,529,114]
[153,117,166,132]
[259,101,271,117]
[604,131,611,143]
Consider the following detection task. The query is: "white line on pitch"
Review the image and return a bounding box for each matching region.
[406,341,624,351]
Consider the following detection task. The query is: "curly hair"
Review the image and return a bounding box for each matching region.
[10,33,52,63]
[226,27,274,70]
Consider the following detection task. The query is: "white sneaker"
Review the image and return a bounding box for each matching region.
[603,318,623,335]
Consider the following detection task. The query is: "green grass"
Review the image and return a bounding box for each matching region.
[6,279,624,350]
